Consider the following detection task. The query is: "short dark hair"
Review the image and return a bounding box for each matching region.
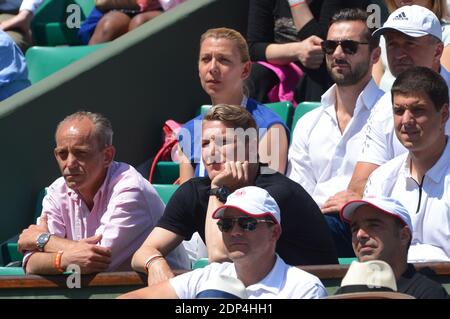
[330,8,379,51]
[391,67,449,111]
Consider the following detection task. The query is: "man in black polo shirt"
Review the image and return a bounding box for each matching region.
[341,196,449,299]
[132,104,338,285]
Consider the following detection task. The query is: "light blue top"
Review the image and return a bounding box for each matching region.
[0,30,31,101]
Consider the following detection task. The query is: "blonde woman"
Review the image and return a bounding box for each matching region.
[178,28,289,184]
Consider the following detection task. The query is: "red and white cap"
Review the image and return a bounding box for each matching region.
[212,186,281,224]
[340,196,413,233]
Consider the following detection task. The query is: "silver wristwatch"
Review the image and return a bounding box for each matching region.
[36,232,51,251]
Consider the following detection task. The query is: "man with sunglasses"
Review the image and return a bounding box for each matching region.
[120,186,327,299]
[287,8,384,256]
[132,104,338,286]
[347,5,450,199]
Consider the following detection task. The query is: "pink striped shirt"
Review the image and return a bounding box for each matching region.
[24,161,188,271]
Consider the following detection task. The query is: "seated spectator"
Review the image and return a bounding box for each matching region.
[287,9,384,256]
[120,186,327,299]
[79,0,186,45]
[88,0,163,45]
[373,0,450,91]
[341,196,449,298]
[346,5,450,199]
[132,104,338,286]
[0,0,43,52]
[364,67,450,262]
[0,29,30,101]
[246,0,382,103]
[18,111,189,274]
[178,27,289,184]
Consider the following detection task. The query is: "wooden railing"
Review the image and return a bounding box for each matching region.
[0,263,448,298]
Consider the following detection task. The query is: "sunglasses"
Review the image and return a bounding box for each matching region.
[321,40,369,55]
[217,216,275,233]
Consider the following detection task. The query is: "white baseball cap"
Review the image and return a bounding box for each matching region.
[340,196,413,233]
[212,186,281,224]
[372,5,442,40]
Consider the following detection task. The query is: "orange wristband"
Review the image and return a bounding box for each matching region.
[54,250,64,273]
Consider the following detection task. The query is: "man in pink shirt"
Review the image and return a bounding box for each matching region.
[18,111,188,274]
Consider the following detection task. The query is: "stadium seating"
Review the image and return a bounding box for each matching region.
[153,184,179,205]
[26,44,106,84]
[0,189,47,266]
[199,101,294,126]
[32,0,94,46]
[290,101,320,135]
[151,161,180,184]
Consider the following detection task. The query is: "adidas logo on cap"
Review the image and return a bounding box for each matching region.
[372,5,442,40]
[392,12,407,21]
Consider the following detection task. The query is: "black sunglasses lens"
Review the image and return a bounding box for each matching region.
[237,217,257,231]
[322,40,359,55]
[217,219,233,232]
[322,41,337,54]
[341,40,358,54]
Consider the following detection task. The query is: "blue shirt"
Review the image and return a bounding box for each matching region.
[0,30,30,101]
[179,98,289,176]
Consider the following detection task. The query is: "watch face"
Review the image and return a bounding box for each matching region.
[218,187,230,202]
[37,233,50,249]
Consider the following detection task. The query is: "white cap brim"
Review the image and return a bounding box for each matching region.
[212,205,279,224]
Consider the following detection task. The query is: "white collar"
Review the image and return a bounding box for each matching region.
[243,255,287,295]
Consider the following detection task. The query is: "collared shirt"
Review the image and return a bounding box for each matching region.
[23,161,190,271]
[359,67,450,166]
[169,255,327,299]
[0,0,43,13]
[0,30,30,101]
[287,79,384,206]
[365,138,450,262]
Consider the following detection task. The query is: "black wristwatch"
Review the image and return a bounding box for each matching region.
[208,186,231,203]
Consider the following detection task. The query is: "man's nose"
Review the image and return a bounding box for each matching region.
[356,228,369,240]
[66,153,78,168]
[402,110,415,125]
[229,221,243,236]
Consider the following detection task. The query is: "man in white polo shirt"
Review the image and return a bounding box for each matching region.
[347,5,450,198]
[119,186,327,299]
[364,67,450,262]
[287,8,384,256]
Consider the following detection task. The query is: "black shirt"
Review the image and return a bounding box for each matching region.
[157,169,339,266]
[397,264,449,299]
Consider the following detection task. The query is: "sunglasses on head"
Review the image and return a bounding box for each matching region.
[321,40,369,55]
[217,216,275,233]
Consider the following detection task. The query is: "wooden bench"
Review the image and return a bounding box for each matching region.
[0,263,448,298]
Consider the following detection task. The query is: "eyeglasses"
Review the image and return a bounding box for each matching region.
[217,217,275,233]
[321,40,369,55]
